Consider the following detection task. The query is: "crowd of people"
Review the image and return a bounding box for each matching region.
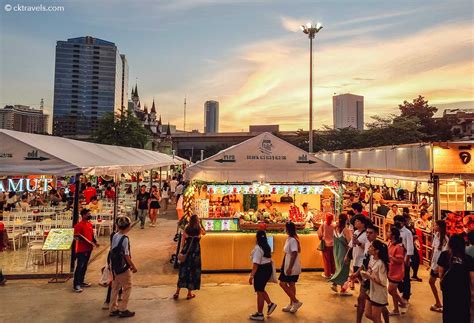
[314,200,474,323]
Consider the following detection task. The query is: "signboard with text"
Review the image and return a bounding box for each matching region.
[42,229,74,251]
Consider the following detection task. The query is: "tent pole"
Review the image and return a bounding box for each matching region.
[70,173,81,273]
[433,175,440,221]
[113,173,119,231]
[150,169,153,190]
[159,167,162,190]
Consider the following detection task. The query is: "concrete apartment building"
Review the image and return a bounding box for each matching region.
[0,105,49,134]
[333,93,364,130]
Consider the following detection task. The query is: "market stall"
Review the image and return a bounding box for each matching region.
[184,132,342,271]
[317,141,474,265]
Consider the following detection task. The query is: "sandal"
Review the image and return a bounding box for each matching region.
[173,293,179,300]
[186,294,196,300]
[430,305,443,313]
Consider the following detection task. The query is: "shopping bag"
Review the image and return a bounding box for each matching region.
[269,260,278,283]
[99,265,111,287]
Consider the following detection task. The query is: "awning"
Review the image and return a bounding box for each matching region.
[0,129,179,175]
[184,132,342,182]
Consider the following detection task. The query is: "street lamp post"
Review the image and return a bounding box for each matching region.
[301,22,323,153]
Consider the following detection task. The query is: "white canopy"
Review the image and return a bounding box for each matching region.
[0,129,179,176]
[184,132,342,182]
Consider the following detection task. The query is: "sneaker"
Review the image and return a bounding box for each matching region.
[249,312,264,321]
[80,282,92,288]
[118,310,136,318]
[331,284,338,293]
[109,310,120,317]
[290,301,303,313]
[282,303,293,312]
[389,310,401,316]
[73,286,83,293]
[102,302,110,310]
[321,273,330,279]
[400,303,409,314]
[411,277,423,282]
[267,303,277,316]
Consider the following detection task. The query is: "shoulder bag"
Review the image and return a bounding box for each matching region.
[178,237,194,264]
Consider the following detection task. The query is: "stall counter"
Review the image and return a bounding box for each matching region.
[200,232,323,271]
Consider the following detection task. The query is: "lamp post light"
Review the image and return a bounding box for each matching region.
[300,22,323,153]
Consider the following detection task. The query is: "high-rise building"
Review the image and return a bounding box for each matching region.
[204,100,219,133]
[52,36,127,138]
[0,105,49,134]
[333,93,364,130]
[120,54,128,112]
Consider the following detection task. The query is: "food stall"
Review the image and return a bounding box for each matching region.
[317,141,474,264]
[183,132,342,271]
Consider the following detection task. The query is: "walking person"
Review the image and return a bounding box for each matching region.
[403,211,422,282]
[437,234,473,323]
[387,227,407,316]
[248,230,277,321]
[364,240,389,323]
[148,185,161,227]
[329,213,352,295]
[136,185,150,229]
[394,215,413,309]
[109,216,137,318]
[348,216,368,290]
[318,213,336,279]
[73,208,99,293]
[169,176,178,203]
[174,214,205,300]
[428,220,448,313]
[279,222,303,314]
[161,182,170,215]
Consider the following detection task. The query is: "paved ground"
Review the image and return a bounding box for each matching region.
[1,207,443,323]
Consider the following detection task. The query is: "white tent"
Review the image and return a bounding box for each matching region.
[0,129,178,175]
[184,132,342,182]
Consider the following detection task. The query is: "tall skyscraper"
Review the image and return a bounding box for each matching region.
[120,54,129,112]
[333,93,364,130]
[0,105,49,134]
[52,36,127,138]
[204,100,219,133]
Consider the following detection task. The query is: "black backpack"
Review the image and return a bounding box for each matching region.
[108,235,130,275]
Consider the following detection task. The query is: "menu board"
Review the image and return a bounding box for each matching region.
[42,229,74,251]
[202,218,239,232]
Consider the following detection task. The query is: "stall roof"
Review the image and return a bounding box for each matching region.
[0,129,180,175]
[184,132,342,182]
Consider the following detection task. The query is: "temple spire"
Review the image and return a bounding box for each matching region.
[151,97,156,113]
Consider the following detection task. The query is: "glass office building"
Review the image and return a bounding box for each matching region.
[53,36,127,138]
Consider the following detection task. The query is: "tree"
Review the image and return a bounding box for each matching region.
[93,110,149,148]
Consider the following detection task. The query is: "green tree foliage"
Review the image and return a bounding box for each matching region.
[93,110,149,148]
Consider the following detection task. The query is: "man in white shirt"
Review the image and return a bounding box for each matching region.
[169,177,178,201]
[394,215,414,307]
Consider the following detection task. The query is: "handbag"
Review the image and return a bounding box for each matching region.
[99,264,112,287]
[269,260,278,283]
[317,239,326,251]
[178,237,194,264]
[346,229,366,261]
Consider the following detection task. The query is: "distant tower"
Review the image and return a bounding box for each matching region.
[333,93,364,130]
[184,97,187,132]
[150,98,156,122]
[204,100,219,133]
[40,98,44,111]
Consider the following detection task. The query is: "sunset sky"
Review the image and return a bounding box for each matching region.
[0,0,472,132]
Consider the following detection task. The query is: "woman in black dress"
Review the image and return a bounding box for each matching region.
[148,185,161,227]
[437,234,473,323]
[174,214,205,300]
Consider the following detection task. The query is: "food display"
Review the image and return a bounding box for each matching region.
[183,182,337,232]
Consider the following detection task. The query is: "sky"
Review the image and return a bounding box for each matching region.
[0,0,473,132]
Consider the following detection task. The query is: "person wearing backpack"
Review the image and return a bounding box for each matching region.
[109,216,137,318]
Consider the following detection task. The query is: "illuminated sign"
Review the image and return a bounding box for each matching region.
[0,178,53,193]
[459,152,471,165]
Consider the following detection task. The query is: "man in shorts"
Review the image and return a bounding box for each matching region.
[136,185,150,229]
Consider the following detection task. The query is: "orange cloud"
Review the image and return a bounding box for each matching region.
[158,21,473,132]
